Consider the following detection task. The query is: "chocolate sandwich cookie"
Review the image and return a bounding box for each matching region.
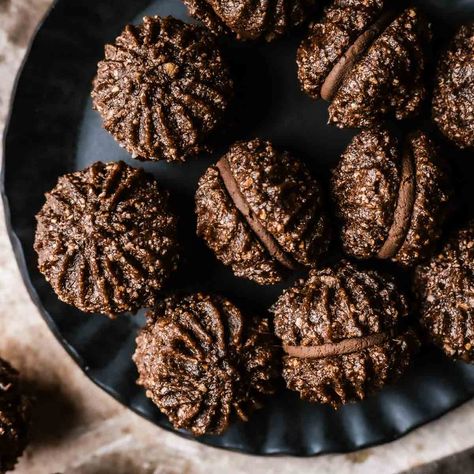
[133,293,279,435]
[433,23,474,150]
[34,161,179,317]
[414,222,474,362]
[297,2,431,128]
[0,358,30,473]
[331,128,453,267]
[92,16,233,162]
[183,0,316,41]
[272,261,419,407]
[195,139,331,285]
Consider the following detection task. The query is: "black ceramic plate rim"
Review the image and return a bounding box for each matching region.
[1,0,473,458]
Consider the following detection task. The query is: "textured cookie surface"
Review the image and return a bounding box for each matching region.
[224,140,330,265]
[35,161,179,317]
[332,129,452,267]
[195,166,283,285]
[134,293,279,435]
[297,0,386,99]
[394,132,453,267]
[329,8,430,128]
[273,261,418,407]
[92,16,233,162]
[184,0,316,41]
[332,128,401,259]
[0,359,30,473]
[414,223,474,362]
[433,23,474,149]
[196,139,330,285]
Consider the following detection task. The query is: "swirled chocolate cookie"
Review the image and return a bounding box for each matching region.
[297,3,430,128]
[183,0,316,41]
[433,23,474,150]
[272,261,419,407]
[133,293,279,435]
[331,128,453,267]
[92,16,233,162]
[195,139,331,285]
[414,222,474,362]
[34,161,179,317]
[0,358,30,473]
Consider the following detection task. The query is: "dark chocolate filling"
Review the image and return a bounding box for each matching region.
[283,330,395,359]
[377,144,416,259]
[321,11,397,102]
[216,157,297,270]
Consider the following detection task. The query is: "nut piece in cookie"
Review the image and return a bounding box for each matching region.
[195,139,331,285]
[331,128,453,267]
[133,293,279,435]
[92,16,233,162]
[297,2,431,128]
[272,260,419,408]
[183,0,317,41]
[0,358,30,473]
[414,222,474,362]
[433,23,474,150]
[34,161,179,317]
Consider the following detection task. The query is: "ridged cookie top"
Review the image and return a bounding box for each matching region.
[273,261,408,347]
[414,223,474,361]
[34,161,179,317]
[92,16,233,162]
[184,0,316,41]
[134,293,279,435]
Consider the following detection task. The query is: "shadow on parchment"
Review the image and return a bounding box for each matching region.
[62,449,188,474]
[22,376,79,449]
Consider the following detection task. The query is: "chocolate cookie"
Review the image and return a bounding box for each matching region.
[414,222,474,362]
[297,3,430,128]
[92,16,233,162]
[272,261,419,407]
[195,139,331,285]
[0,359,30,473]
[433,23,474,150]
[183,0,316,41]
[133,293,279,435]
[331,128,452,267]
[34,161,179,317]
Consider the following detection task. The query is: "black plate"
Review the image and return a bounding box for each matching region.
[3,0,474,456]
